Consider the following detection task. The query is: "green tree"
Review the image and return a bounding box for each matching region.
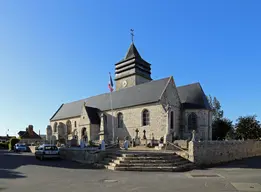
[208,95,224,120]
[8,138,20,151]
[212,118,234,140]
[226,126,236,140]
[235,115,261,140]
[208,95,227,139]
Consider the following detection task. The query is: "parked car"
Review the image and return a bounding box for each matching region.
[14,143,27,152]
[35,144,60,160]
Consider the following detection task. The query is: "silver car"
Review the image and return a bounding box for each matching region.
[35,144,60,160]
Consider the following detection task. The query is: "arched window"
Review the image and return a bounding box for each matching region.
[188,112,197,131]
[66,120,72,134]
[74,121,77,128]
[53,122,57,132]
[117,112,123,128]
[170,111,174,129]
[58,122,66,135]
[142,109,150,126]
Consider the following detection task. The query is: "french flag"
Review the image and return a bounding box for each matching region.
[108,72,114,92]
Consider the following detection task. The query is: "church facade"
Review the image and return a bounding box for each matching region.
[47,43,212,145]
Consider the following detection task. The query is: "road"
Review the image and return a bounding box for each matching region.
[0,150,261,192]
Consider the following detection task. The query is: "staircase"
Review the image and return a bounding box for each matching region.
[100,151,195,172]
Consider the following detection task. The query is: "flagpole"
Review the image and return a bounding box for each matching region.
[109,91,115,143]
[108,72,115,143]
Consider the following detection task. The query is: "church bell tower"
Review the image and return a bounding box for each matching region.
[115,30,152,91]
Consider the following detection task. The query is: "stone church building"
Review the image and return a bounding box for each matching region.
[47,43,212,145]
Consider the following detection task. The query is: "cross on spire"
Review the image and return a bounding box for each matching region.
[130,29,134,43]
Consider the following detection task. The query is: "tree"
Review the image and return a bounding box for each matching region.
[235,115,261,140]
[8,138,20,151]
[226,126,236,140]
[208,95,224,120]
[212,118,234,140]
[208,95,226,139]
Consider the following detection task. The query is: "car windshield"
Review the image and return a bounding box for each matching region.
[44,146,58,151]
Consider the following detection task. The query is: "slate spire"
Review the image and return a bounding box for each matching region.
[114,42,152,90]
[124,42,142,60]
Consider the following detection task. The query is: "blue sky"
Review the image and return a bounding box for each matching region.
[0,0,260,136]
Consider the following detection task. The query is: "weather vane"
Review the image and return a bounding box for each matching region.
[130,29,134,43]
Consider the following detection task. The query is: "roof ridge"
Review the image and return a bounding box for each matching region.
[50,76,176,121]
[177,82,200,88]
[63,77,171,105]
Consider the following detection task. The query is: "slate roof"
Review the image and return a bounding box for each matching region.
[124,43,142,60]
[50,77,170,121]
[116,43,151,66]
[50,77,211,121]
[177,83,211,110]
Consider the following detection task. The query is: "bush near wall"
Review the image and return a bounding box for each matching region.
[0,142,9,149]
[8,138,20,151]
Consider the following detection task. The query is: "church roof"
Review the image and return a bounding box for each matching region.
[50,77,170,121]
[50,78,211,121]
[177,83,211,110]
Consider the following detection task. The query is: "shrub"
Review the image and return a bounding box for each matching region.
[0,142,8,149]
[88,140,96,147]
[8,138,20,151]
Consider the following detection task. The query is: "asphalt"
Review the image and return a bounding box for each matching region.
[0,150,261,192]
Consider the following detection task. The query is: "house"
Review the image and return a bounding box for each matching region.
[18,125,42,144]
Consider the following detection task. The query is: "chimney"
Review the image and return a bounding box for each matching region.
[28,125,34,136]
[39,130,40,136]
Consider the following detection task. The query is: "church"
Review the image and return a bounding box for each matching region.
[47,42,212,145]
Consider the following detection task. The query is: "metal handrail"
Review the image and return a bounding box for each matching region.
[164,141,189,155]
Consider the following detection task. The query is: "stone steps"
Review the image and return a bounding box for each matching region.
[111,159,186,164]
[106,163,194,172]
[103,156,186,163]
[107,156,180,161]
[108,160,188,167]
[101,151,194,172]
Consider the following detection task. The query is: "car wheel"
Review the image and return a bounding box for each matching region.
[40,155,44,161]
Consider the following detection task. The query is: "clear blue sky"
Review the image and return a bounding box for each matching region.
[0,0,260,136]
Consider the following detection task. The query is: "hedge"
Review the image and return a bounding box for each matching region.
[8,138,20,151]
[0,142,8,149]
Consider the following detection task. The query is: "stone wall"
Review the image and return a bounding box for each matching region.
[183,109,212,140]
[188,140,261,165]
[104,103,168,141]
[160,77,181,139]
[50,116,80,143]
[174,140,189,149]
[59,148,117,164]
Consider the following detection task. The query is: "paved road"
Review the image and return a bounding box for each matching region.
[0,150,261,192]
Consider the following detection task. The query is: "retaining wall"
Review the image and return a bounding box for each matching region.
[188,140,261,165]
[59,148,117,164]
